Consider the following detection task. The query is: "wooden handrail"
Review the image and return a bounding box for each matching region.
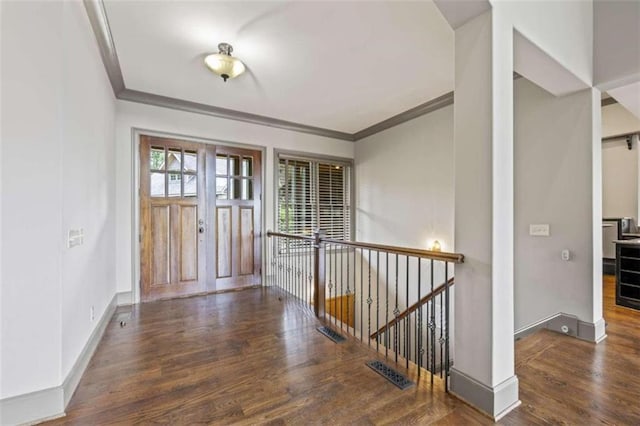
[266,230,315,241]
[370,277,455,339]
[266,231,464,264]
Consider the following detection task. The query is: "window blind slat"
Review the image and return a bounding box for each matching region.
[278,157,350,246]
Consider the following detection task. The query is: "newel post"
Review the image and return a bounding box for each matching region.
[313,230,325,318]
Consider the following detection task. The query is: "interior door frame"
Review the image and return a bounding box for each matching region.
[131,127,267,304]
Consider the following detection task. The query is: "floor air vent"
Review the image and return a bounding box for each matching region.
[317,326,346,343]
[366,360,414,390]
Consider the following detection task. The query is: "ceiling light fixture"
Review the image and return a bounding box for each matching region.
[204,43,246,82]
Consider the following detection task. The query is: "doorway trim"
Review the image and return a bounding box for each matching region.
[130,127,267,304]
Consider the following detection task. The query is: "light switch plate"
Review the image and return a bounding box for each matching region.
[529,224,549,236]
[68,228,84,248]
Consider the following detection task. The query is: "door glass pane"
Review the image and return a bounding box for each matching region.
[150,172,165,197]
[167,149,182,171]
[242,157,253,177]
[168,172,181,197]
[230,178,241,199]
[183,151,197,173]
[230,155,240,176]
[150,147,165,171]
[184,174,197,197]
[216,177,228,199]
[216,155,227,176]
[241,178,253,200]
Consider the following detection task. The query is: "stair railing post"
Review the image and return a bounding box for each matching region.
[313,230,326,318]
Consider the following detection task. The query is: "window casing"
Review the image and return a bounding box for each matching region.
[277,154,352,242]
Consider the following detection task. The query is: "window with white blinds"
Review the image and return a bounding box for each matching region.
[277,155,352,241]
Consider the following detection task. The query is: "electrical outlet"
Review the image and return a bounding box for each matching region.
[90,306,95,322]
[529,224,550,236]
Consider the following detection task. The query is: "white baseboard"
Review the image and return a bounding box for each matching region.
[0,294,117,425]
[0,387,64,426]
[449,369,520,420]
[116,290,133,306]
[515,312,607,343]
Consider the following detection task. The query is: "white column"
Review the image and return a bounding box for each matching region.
[450,9,520,419]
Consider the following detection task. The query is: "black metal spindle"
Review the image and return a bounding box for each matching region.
[417,257,422,376]
[430,259,435,384]
[444,261,450,391]
[375,251,379,352]
[360,247,363,342]
[405,256,409,369]
[367,249,372,347]
[346,244,351,335]
[394,253,399,363]
[385,252,389,359]
[340,245,344,332]
[439,290,444,379]
[333,243,337,327]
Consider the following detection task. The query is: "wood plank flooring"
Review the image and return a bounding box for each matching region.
[46,276,640,425]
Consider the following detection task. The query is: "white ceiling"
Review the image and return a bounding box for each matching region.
[103,0,454,133]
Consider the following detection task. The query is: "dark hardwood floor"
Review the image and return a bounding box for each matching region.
[46,276,640,425]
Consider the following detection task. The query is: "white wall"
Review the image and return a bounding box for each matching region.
[1,0,116,403]
[602,139,637,219]
[602,103,640,138]
[355,105,454,250]
[1,1,63,399]
[115,101,354,299]
[60,1,116,380]
[514,78,597,330]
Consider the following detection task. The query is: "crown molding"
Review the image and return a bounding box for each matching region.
[353,92,454,140]
[118,89,355,141]
[83,0,125,94]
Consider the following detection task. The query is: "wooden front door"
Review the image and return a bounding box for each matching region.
[140,136,207,301]
[210,146,262,290]
[140,136,262,302]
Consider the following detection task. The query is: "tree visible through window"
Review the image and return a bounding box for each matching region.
[277,155,351,242]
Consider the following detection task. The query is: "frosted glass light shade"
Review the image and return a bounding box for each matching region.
[204,53,246,82]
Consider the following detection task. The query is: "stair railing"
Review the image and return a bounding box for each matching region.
[265,230,464,389]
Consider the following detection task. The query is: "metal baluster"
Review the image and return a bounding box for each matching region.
[444,261,450,391]
[360,247,363,342]
[328,243,333,322]
[289,238,293,296]
[324,243,328,322]
[352,245,357,335]
[346,243,351,335]
[405,256,409,369]
[276,237,280,292]
[367,249,372,347]
[375,251,379,353]
[430,259,435,384]
[336,247,344,331]
[385,252,389,359]
[299,242,302,301]
[417,257,422,376]
[439,289,444,379]
[394,253,399,364]
[333,243,337,327]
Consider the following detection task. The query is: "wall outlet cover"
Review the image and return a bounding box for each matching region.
[529,224,550,236]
